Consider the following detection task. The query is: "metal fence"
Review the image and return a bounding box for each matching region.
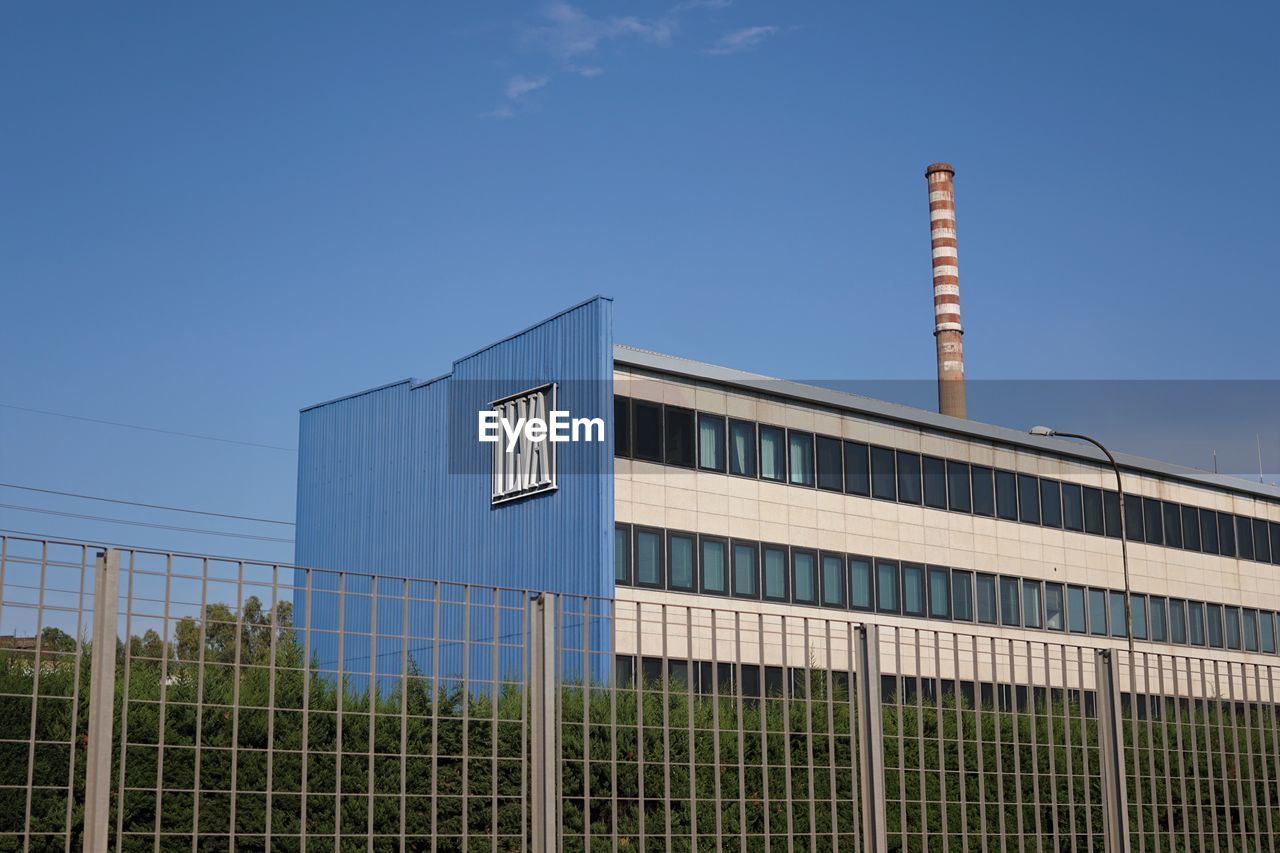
[1,534,1279,852]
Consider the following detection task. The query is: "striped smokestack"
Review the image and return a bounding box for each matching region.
[926,162,967,418]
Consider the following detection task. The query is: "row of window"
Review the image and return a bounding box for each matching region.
[615,524,1280,654]
[613,396,1280,567]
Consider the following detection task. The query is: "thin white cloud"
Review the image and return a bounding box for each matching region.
[530,1,676,59]
[706,25,777,55]
[505,74,550,100]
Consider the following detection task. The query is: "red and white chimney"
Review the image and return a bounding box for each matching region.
[926,162,967,418]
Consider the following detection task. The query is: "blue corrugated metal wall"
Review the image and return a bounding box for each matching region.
[294,297,614,644]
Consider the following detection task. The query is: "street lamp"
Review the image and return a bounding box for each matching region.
[1029,426,1134,656]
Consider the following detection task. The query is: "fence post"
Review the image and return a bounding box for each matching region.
[530,593,559,853]
[855,623,887,853]
[83,549,120,853]
[1095,649,1130,852]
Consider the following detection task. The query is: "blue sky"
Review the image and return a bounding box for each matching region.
[1,1,1277,565]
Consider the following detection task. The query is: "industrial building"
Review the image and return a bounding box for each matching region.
[293,166,1280,692]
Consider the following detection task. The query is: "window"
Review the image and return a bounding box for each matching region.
[971,466,995,517]
[1130,594,1147,640]
[1142,497,1163,546]
[729,420,757,477]
[1022,580,1042,629]
[871,447,897,500]
[849,557,873,611]
[902,563,925,617]
[1206,603,1224,648]
[635,528,663,587]
[632,401,663,462]
[763,546,788,601]
[1018,474,1041,524]
[844,441,870,496]
[1261,612,1277,655]
[1163,502,1182,549]
[1124,497,1144,543]
[1272,523,1280,566]
[1109,591,1127,637]
[1169,599,1187,644]
[1067,585,1087,633]
[1149,596,1167,643]
[614,397,631,457]
[1089,589,1108,637]
[976,574,997,624]
[1200,509,1219,555]
[1103,491,1122,539]
[1188,601,1206,646]
[1083,487,1105,535]
[1045,582,1065,631]
[1223,606,1241,650]
[928,567,951,618]
[952,570,973,621]
[1243,609,1259,652]
[999,576,1021,626]
[792,549,817,605]
[1255,519,1272,564]
[668,532,696,591]
[759,426,786,482]
[947,461,971,512]
[821,554,846,607]
[697,414,726,472]
[1236,516,1254,561]
[732,542,758,599]
[664,406,695,467]
[615,525,631,584]
[816,436,843,492]
[1062,483,1084,532]
[897,452,923,505]
[995,470,1019,521]
[923,457,947,509]
[1218,513,1236,557]
[876,560,899,614]
[1181,505,1201,552]
[788,432,815,487]
[1040,479,1062,528]
[700,537,728,595]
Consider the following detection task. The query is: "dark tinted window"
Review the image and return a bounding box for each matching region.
[700,536,728,595]
[1131,594,1148,640]
[1224,606,1242,650]
[849,557,873,610]
[615,525,630,584]
[635,527,663,587]
[614,397,631,457]
[821,553,846,607]
[816,436,843,492]
[1124,496,1144,543]
[759,426,786,482]
[1163,502,1182,549]
[1089,589,1108,636]
[697,414,726,472]
[1206,604,1224,648]
[1045,582,1064,631]
[947,461,972,512]
[1243,609,1259,652]
[844,442,870,496]
[971,466,995,516]
[1149,596,1167,642]
[923,456,947,509]
[1254,519,1271,564]
[999,576,1021,626]
[732,542,758,598]
[762,546,787,601]
[664,406,695,467]
[1188,601,1205,646]
[1261,612,1277,654]
[729,420,757,477]
[1083,487,1104,535]
[1236,516,1254,561]
[1181,505,1200,551]
[1062,483,1084,531]
[1169,599,1187,644]
[1067,585,1087,633]
[951,570,973,621]
[902,563,925,617]
[995,470,1019,521]
[632,401,662,461]
[1272,523,1280,566]
[1018,474,1041,524]
[871,447,896,500]
[928,567,951,618]
[1218,512,1236,557]
[876,560,899,613]
[791,549,816,604]
[975,573,996,624]
[1022,580,1041,628]
[1109,591,1127,637]
[787,432,815,487]
[1103,491,1122,538]
[897,452,923,505]
[1200,509,1219,555]
[1143,498,1163,546]
[669,532,696,591]
[1040,479,1062,527]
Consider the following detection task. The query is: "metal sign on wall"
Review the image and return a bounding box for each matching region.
[488,383,558,504]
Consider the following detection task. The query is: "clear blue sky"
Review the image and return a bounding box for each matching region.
[2,1,1277,565]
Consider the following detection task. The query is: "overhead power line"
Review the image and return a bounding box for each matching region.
[0,403,296,452]
[0,482,294,526]
[0,503,294,543]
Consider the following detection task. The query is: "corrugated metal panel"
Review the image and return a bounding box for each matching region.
[295,297,614,623]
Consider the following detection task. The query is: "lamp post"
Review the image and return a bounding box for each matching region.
[1030,426,1134,657]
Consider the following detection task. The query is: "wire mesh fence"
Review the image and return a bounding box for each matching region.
[1,533,1280,852]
